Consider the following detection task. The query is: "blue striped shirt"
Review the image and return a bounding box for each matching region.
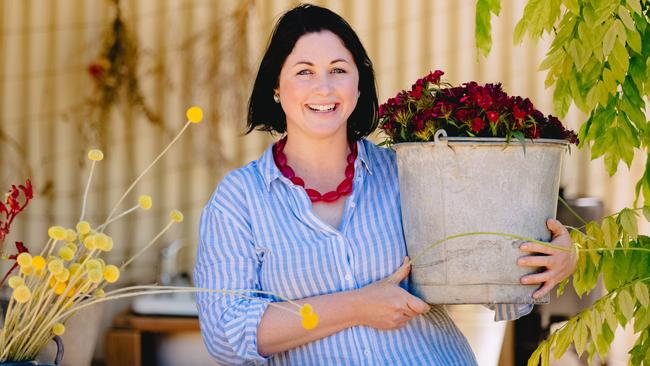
[195,138,532,365]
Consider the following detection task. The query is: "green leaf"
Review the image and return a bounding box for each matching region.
[475,0,500,57]
[625,27,642,53]
[527,346,541,366]
[601,217,619,249]
[618,5,636,30]
[540,341,550,366]
[635,281,649,307]
[553,78,572,118]
[633,306,650,333]
[574,319,589,356]
[627,0,642,14]
[562,0,580,14]
[553,321,574,359]
[618,289,636,321]
[602,22,618,58]
[609,39,630,83]
[619,208,639,239]
[596,322,615,360]
[604,299,619,332]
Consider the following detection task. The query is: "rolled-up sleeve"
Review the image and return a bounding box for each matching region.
[194,183,270,365]
[485,303,533,321]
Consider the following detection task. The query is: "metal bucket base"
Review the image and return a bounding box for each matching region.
[412,283,550,304]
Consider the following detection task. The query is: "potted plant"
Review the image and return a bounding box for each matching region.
[474,0,650,364]
[378,70,578,305]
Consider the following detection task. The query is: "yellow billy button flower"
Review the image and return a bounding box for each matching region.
[170,210,184,223]
[94,234,109,250]
[299,303,318,330]
[87,269,103,284]
[58,246,75,261]
[65,242,78,252]
[76,221,91,235]
[49,277,58,288]
[16,252,32,267]
[83,235,96,250]
[55,268,70,282]
[186,106,203,123]
[54,282,67,295]
[8,276,24,289]
[100,237,114,252]
[47,259,64,275]
[65,229,77,242]
[48,226,67,241]
[94,289,105,298]
[85,259,102,270]
[13,285,32,303]
[52,323,65,336]
[66,286,77,298]
[20,265,33,276]
[138,195,152,210]
[88,149,104,161]
[103,265,120,283]
[69,263,82,277]
[31,256,46,271]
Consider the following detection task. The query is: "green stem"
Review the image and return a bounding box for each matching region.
[558,196,588,226]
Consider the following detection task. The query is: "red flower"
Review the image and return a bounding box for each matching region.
[470,117,486,133]
[486,111,499,123]
[513,106,526,120]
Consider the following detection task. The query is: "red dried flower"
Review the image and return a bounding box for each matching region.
[377,69,578,144]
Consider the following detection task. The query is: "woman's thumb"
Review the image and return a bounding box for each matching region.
[386,257,411,284]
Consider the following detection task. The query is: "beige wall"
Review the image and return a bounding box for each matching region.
[1,0,647,286]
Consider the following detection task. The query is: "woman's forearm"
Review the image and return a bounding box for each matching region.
[256,290,362,356]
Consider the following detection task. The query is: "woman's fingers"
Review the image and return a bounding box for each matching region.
[517,255,551,268]
[406,297,431,314]
[521,270,552,285]
[519,242,556,255]
[532,281,555,299]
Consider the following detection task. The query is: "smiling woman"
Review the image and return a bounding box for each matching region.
[193,4,542,366]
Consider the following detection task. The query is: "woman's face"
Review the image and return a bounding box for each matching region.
[276,31,359,141]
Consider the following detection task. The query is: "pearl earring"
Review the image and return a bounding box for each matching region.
[273,93,280,103]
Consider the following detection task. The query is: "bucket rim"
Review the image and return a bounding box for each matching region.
[391,137,569,148]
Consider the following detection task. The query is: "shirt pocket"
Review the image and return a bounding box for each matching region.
[259,238,343,300]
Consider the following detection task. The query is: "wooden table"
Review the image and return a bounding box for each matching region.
[105,312,200,366]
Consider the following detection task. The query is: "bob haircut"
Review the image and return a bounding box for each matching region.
[246,4,378,141]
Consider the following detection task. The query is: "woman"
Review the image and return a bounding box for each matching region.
[194,4,576,365]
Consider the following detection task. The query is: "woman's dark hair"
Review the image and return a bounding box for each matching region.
[246,4,378,141]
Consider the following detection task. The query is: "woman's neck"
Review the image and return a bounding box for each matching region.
[282,134,351,187]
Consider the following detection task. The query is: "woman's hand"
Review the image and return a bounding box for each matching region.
[518,219,577,299]
[352,257,431,330]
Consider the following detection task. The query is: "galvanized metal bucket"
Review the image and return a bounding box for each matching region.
[393,130,568,304]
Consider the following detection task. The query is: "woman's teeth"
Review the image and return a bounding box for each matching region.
[307,104,336,112]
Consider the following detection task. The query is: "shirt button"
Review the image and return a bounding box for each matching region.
[344,273,352,281]
[364,349,371,357]
[349,202,356,208]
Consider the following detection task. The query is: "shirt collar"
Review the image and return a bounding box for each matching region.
[257,138,373,192]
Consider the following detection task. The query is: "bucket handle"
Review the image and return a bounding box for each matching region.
[433,129,449,147]
[52,335,64,365]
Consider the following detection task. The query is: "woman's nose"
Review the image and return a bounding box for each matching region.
[312,74,334,95]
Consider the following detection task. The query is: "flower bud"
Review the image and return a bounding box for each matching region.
[58,246,75,261]
[52,323,65,335]
[94,234,109,250]
[83,235,96,250]
[94,289,105,298]
[55,268,70,282]
[85,259,101,270]
[76,221,91,235]
[88,149,104,161]
[299,304,314,317]
[170,210,184,223]
[47,259,64,275]
[301,312,319,330]
[186,106,203,123]
[13,285,32,303]
[16,253,32,267]
[48,226,67,241]
[31,256,46,271]
[65,229,77,242]
[8,276,24,289]
[103,265,120,283]
[87,269,103,283]
[20,265,33,276]
[54,282,67,295]
[138,195,152,210]
[69,263,82,277]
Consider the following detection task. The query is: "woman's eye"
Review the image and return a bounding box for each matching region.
[297,69,312,76]
[332,68,346,74]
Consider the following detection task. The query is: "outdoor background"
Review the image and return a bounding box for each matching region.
[0,0,645,364]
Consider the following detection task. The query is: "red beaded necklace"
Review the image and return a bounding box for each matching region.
[273,136,357,203]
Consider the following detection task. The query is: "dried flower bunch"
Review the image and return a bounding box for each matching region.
[0,106,318,363]
[378,70,578,144]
